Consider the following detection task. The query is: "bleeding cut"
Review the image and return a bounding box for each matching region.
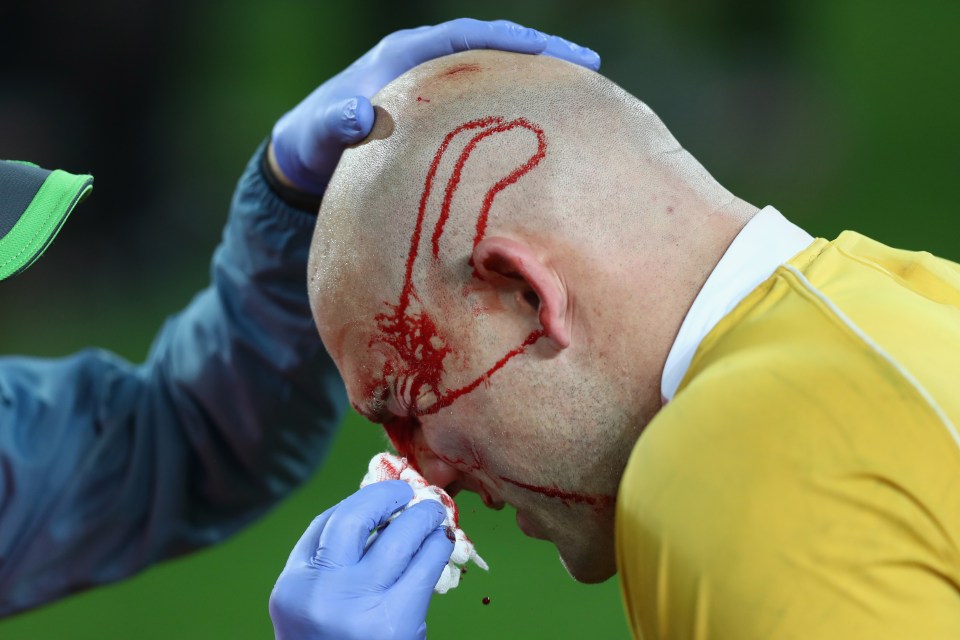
[360,452,488,594]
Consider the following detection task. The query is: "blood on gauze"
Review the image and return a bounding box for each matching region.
[376,454,407,480]
[439,491,460,525]
[361,452,488,593]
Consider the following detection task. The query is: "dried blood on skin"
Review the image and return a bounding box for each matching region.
[440,63,482,78]
[498,476,614,511]
[430,118,547,263]
[432,448,499,508]
[368,117,607,508]
[433,440,486,473]
[432,445,611,511]
[417,96,431,103]
[369,116,547,417]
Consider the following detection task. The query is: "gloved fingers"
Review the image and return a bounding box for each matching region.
[541,34,602,70]
[391,527,454,619]
[315,480,413,569]
[282,508,336,570]
[322,96,376,146]
[438,17,550,54]
[274,96,376,196]
[440,18,601,70]
[382,18,600,77]
[378,18,548,76]
[362,499,448,584]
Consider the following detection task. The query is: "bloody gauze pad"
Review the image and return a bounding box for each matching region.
[361,452,488,593]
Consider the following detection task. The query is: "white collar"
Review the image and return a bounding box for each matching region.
[660,206,814,402]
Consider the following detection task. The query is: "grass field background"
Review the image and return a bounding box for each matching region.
[1,1,958,637]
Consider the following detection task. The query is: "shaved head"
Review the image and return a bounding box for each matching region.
[310,50,755,582]
[312,50,736,309]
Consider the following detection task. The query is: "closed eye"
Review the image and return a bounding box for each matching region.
[360,384,389,424]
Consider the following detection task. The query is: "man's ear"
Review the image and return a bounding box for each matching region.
[471,236,570,349]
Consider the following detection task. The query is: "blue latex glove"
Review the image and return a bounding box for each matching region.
[270,18,601,195]
[269,480,454,640]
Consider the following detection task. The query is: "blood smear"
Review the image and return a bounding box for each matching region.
[369,116,549,419]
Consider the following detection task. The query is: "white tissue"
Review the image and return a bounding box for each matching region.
[360,452,488,594]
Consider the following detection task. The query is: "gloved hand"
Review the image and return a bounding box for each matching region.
[269,17,601,195]
[269,480,453,640]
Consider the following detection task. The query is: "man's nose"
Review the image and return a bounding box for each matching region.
[417,452,462,494]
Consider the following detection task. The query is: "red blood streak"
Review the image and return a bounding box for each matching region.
[377,454,408,479]
[370,116,548,420]
[431,119,547,260]
[433,450,499,508]
[431,328,544,412]
[497,476,615,509]
[399,116,500,313]
[417,96,431,103]
[433,441,485,473]
[438,491,460,525]
[442,63,481,77]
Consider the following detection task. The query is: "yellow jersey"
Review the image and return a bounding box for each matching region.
[617,231,960,639]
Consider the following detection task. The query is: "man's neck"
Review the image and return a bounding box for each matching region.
[616,198,760,420]
[661,205,814,403]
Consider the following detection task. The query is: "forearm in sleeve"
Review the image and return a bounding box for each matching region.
[0,142,347,616]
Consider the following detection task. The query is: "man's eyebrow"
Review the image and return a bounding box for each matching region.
[356,384,389,424]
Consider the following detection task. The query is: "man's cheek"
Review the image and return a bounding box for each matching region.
[417,453,461,488]
[422,420,489,477]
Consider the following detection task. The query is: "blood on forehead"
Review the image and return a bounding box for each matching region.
[365,116,548,425]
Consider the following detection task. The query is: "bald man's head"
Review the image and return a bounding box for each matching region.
[309,50,755,583]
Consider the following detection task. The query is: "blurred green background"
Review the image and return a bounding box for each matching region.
[2,0,959,638]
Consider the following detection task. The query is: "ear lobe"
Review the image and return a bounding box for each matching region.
[472,236,570,349]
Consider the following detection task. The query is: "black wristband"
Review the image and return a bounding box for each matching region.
[259,139,324,213]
